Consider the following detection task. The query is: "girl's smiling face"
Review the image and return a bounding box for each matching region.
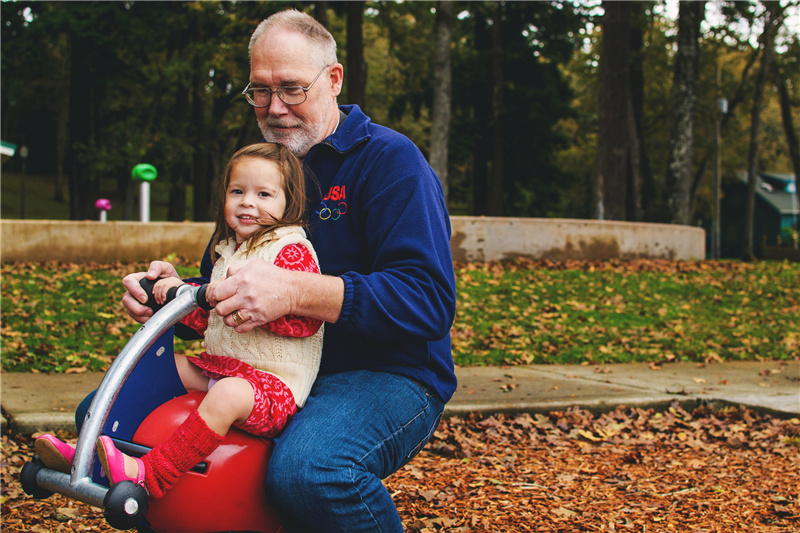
[224,157,287,244]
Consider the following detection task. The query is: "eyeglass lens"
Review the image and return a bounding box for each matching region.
[243,65,329,107]
[247,86,307,106]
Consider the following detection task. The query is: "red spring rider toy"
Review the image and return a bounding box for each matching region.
[21,280,285,532]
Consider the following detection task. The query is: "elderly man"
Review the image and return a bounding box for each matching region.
[120,9,456,532]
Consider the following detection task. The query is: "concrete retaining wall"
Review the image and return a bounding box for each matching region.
[450,217,705,262]
[1,217,705,264]
[1,220,215,263]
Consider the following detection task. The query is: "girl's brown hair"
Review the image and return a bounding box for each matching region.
[210,143,307,256]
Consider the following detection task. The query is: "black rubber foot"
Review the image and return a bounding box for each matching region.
[103,480,149,531]
[20,459,54,499]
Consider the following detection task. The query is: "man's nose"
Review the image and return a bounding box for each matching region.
[266,92,290,115]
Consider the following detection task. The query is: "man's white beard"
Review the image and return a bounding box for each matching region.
[258,117,324,159]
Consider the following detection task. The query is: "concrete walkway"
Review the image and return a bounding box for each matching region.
[2,361,798,436]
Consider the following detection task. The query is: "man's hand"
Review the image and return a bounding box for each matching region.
[212,259,295,333]
[212,258,344,333]
[122,261,181,323]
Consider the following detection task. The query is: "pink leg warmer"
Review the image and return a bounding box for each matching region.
[141,410,224,498]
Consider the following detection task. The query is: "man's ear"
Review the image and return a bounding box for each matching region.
[329,63,344,98]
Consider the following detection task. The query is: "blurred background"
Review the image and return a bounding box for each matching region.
[2,1,798,258]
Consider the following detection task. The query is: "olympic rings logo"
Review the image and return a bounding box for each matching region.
[316,201,348,221]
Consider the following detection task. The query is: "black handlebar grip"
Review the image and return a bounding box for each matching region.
[139,277,212,312]
[138,277,164,312]
[196,284,215,311]
[166,286,180,303]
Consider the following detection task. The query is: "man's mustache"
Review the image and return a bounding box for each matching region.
[263,120,300,129]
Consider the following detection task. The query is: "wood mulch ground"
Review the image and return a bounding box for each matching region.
[3,403,798,532]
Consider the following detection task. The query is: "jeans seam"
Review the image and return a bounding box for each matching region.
[349,398,429,533]
[348,461,387,533]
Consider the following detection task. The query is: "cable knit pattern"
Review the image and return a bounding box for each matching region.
[203,226,324,408]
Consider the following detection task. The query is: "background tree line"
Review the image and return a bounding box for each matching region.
[2,1,798,253]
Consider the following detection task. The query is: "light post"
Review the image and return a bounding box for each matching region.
[712,97,727,259]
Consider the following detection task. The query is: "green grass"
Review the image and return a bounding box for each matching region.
[1,261,202,372]
[1,259,798,372]
[452,259,800,366]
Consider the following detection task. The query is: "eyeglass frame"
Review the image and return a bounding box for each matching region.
[242,65,331,108]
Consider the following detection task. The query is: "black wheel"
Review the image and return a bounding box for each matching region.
[103,481,149,531]
[20,459,54,499]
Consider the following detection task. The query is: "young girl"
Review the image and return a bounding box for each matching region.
[35,143,323,499]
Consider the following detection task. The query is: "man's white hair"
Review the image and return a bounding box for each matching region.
[249,9,338,69]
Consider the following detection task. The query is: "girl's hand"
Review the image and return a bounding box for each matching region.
[122,261,181,323]
[153,277,185,305]
[204,280,222,308]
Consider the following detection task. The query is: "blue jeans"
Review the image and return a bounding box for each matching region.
[266,370,445,533]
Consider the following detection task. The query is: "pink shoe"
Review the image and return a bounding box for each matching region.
[34,434,75,474]
[96,436,146,488]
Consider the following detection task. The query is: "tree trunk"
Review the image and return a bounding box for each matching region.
[430,0,453,203]
[665,1,705,226]
[628,2,649,222]
[597,1,631,220]
[191,15,211,222]
[775,69,800,196]
[743,2,784,260]
[315,1,329,29]
[165,30,190,222]
[168,85,190,222]
[487,3,504,216]
[472,8,491,216]
[55,99,68,204]
[346,1,366,109]
[54,33,70,203]
[67,34,97,220]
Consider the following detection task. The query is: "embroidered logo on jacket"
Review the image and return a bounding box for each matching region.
[316,185,348,221]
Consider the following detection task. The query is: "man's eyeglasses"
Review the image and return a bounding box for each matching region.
[242,65,330,107]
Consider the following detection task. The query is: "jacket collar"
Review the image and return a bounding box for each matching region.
[315,104,371,156]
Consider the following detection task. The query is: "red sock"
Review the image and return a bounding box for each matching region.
[141,410,224,498]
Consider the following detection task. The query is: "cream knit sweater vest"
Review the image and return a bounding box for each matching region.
[203,226,323,408]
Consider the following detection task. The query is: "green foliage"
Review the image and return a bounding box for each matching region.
[446,1,589,217]
[780,227,800,248]
[1,259,797,373]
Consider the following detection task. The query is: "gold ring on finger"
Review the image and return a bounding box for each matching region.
[231,310,246,325]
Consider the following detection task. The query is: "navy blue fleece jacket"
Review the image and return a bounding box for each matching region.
[190,105,457,402]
